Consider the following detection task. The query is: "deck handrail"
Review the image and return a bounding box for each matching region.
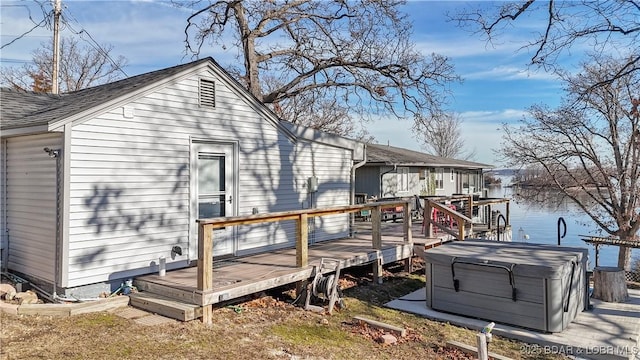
[421,195,511,233]
[424,199,473,240]
[195,200,412,323]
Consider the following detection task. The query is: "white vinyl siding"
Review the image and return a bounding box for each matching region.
[294,141,351,244]
[5,133,62,282]
[65,69,353,287]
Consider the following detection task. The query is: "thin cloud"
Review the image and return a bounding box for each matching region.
[464,65,559,81]
[460,109,527,123]
[415,36,523,59]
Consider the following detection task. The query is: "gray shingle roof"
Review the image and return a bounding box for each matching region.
[365,143,492,168]
[1,58,212,131]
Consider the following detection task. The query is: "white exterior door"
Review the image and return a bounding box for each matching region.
[192,142,235,257]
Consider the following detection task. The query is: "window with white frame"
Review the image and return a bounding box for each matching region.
[435,168,444,189]
[397,167,409,192]
[450,168,455,182]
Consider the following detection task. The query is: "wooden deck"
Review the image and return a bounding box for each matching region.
[134,221,419,309]
[131,197,511,321]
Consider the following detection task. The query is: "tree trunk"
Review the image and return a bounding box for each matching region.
[234,2,262,101]
[592,266,629,302]
[618,246,631,271]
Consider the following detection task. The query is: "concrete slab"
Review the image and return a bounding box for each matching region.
[111,307,150,320]
[0,301,19,315]
[133,314,176,326]
[386,288,640,360]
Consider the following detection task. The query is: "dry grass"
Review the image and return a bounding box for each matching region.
[0,260,567,360]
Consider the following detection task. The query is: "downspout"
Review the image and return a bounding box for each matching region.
[350,144,367,237]
[44,147,62,302]
[379,164,398,199]
[1,139,7,273]
[54,151,62,302]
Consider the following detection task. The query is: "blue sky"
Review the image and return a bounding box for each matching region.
[1,1,570,165]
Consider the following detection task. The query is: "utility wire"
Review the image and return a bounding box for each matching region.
[2,0,129,79]
[1,1,50,50]
[61,6,129,77]
[65,23,128,78]
[1,18,47,50]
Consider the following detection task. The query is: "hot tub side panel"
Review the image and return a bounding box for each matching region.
[545,259,587,332]
[428,261,547,331]
[428,259,587,333]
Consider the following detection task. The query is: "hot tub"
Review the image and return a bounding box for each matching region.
[424,240,588,332]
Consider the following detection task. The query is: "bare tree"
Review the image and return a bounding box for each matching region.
[415,112,475,160]
[1,36,127,93]
[180,0,458,135]
[499,56,640,270]
[453,0,640,87]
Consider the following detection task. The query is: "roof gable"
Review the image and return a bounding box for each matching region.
[1,59,212,131]
[0,58,297,142]
[1,58,374,155]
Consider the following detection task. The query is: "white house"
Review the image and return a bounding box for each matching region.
[355,143,490,199]
[0,58,365,297]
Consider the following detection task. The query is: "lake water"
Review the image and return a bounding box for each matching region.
[486,180,637,269]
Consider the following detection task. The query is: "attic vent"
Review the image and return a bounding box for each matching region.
[199,79,215,108]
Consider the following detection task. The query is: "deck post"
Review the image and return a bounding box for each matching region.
[403,200,412,243]
[296,213,309,268]
[403,201,413,272]
[371,205,383,284]
[425,201,433,238]
[295,213,309,298]
[505,201,510,225]
[371,205,382,249]
[458,219,465,240]
[197,223,213,324]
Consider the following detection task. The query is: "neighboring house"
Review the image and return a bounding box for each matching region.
[0,57,365,297]
[355,143,491,199]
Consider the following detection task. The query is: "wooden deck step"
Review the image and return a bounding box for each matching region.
[129,292,202,321]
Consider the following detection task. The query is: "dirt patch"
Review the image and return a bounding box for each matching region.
[0,258,567,360]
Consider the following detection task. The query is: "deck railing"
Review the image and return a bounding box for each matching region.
[423,196,511,240]
[424,199,473,239]
[196,199,412,323]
